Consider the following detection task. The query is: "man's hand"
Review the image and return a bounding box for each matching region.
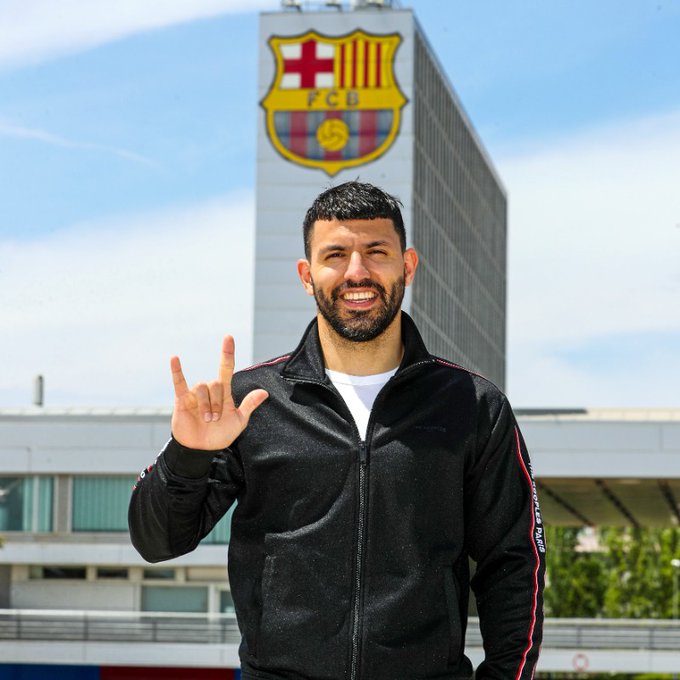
[170,336,268,451]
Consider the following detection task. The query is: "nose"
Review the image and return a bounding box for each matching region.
[344,251,370,281]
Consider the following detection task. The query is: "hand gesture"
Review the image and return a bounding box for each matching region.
[170,336,268,451]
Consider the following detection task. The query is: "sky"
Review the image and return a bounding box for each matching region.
[1,0,679,410]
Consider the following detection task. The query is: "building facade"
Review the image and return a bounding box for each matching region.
[254,4,507,387]
[0,409,242,679]
[0,3,515,676]
[2,408,680,676]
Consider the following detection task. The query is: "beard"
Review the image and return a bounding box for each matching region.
[312,274,405,343]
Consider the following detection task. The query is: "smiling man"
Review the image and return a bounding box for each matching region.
[129,182,545,680]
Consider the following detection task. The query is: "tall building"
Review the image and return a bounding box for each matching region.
[0,4,513,678]
[254,1,507,387]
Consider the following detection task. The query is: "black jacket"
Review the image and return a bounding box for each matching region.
[129,314,545,680]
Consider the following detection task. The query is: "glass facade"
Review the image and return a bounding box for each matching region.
[411,30,507,388]
[202,504,236,545]
[0,476,53,532]
[30,566,87,579]
[72,476,136,532]
[0,473,234,541]
[141,586,209,613]
[220,590,236,614]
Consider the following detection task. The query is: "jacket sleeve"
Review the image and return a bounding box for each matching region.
[464,395,545,679]
[128,436,244,563]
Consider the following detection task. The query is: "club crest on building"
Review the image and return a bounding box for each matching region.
[261,30,407,176]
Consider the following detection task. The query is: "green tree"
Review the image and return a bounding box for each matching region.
[544,526,606,617]
[601,527,680,619]
[544,526,680,619]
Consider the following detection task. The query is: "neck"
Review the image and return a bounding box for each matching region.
[318,312,404,376]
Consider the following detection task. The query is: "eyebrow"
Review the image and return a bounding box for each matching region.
[318,240,391,255]
[319,244,348,254]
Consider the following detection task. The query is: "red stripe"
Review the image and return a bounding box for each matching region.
[358,110,377,157]
[289,111,307,158]
[434,357,487,381]
[512,426,541,680]
[351,40,357,88]
[339,44,345,88]
[375,42,381,87]
[364,41,369,86]
[102,668,236,679]
[243,355,290,372]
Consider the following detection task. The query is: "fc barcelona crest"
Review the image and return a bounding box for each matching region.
[261,30,407,176]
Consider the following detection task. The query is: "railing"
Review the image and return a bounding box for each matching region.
[470,618,680,651]
[0,609,241,645]
[1,610,680,651]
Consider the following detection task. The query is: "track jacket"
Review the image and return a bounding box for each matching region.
[129,313,545,680]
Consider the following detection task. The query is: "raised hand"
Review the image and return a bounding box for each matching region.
[170,336,268,451]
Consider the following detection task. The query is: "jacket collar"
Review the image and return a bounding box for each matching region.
[281,311,434,383]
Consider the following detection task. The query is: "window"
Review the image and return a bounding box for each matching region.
[72,476,136,532]
[219,590,236,614]
[70,476,234,538]
[30,566,86,580]
[202,504,236,545]
[0,477,53,532]
[97,567,128,580]
[141,586,208,613]
[143,568,176,581]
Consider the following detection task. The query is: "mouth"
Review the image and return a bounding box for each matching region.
[340,290,378,305]
[325,279,387,313]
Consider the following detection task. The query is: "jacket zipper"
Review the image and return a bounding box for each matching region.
[282,364,431,679]
[281,375,368,677]
[350,441,368,680]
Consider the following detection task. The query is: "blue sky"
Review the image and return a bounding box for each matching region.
[1,0,679,409]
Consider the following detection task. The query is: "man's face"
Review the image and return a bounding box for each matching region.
[297,218,418,342]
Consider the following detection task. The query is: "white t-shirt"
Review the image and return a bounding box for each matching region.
[325,367,398,440]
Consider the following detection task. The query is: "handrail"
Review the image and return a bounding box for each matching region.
[0,609,241,645]
[1,611,680,650]
[464,618,680,651]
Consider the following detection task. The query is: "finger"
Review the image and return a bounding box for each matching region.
[207,379,224,422]
[170,356,190,398]
[193,383,213,423]
[237,389,269,426]
[218,335,235,386]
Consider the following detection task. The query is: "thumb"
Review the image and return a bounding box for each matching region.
[237,389,269,425]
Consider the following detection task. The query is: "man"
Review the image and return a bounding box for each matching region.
[129,181,545,679]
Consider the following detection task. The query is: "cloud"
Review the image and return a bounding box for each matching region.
[0,119,160,168]
[499,109,680,407]
[0,194,258,408]
[0,0,276,70]
[2,104,678,410]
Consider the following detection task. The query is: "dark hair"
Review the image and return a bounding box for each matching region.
[302,181,406,258]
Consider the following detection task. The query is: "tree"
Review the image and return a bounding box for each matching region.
[544,526,606,618]
[601,527,680,619]
[544,526,680,619]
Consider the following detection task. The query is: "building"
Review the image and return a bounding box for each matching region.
[7,4,677,679]
[1,407,679,677]
[254,1,507,387]
[0,408,241,679]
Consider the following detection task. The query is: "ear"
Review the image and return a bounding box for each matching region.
[297,258,315,296]
[403,248,418,287]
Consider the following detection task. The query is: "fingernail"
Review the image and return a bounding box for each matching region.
[212,412,219,421]
[203,413,212,423]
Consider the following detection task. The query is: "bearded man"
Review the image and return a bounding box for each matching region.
[129,181,545,680]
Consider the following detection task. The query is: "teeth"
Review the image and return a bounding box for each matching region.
[343,291,376,301]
